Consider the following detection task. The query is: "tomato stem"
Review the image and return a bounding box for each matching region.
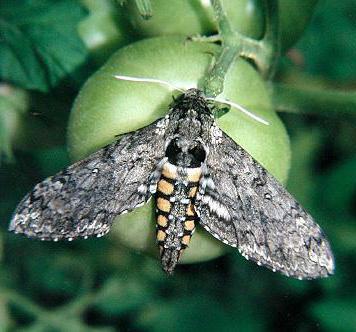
[203,0,280,97]
[134,0,152,19]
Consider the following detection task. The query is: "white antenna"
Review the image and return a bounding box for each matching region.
[206,97,270,126]
[114,75,185,93]
[114,74,269,125]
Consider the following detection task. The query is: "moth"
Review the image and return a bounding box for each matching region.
[9,84,334,279]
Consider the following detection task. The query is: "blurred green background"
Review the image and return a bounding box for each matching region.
[1,0,356,331]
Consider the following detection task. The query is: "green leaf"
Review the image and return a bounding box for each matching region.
[298,0,356,81]
[0,0,89,91]
[0,85,29,163]
[135,296,252,332]
[319,157,356,217]
[0,293,10,331]
[93,276,153,315]
[310,298,356,332]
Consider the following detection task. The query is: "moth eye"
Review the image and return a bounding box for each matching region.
[165,139,206,167]
[165,139,181,163]
[189,145,206,163]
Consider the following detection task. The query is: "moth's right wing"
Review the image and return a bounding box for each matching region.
[196,130,334,279]
[10,119,168,241]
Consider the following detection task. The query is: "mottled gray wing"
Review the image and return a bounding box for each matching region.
[197,131,334,279]
[10,120,167,241]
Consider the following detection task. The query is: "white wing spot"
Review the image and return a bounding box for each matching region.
[149,184,157,194]
[211,232,221,240]
[210,125,223,144]
[202,195,231,221]
[138,184,147,194]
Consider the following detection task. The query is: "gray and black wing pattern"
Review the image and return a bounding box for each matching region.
[197,130,335,279]
[10,120,167,241]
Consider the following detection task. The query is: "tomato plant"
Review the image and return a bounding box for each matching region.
[126,0,264,40]
[126,0,319,52]
[68,36,290,263]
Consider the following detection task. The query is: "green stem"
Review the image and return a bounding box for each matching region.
[203,0,280,97]
[203,0,237,97]
[135,0,152,19]
[271,83,356,116]
[203,44,240,97]
[210,0,232,35]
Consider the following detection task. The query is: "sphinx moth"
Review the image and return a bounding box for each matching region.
[10,88,334,278]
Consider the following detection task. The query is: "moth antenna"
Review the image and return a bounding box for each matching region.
[206,97,270,126]
[114,75,185,93]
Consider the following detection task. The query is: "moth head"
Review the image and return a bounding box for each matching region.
[173,88,212,116]
[113,75,269,125]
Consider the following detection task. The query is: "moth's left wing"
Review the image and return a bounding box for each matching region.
[10,119,168,241]
[197,130,334,279]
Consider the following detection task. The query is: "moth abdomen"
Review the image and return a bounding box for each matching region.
[155,162,201,274]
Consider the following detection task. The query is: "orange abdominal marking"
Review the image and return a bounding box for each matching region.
[158,179,174,195]
[186,203,195,216]
[182,235,191,246]
[157,197,171,212]
[157,230,166,241]
[161,163,178,180]
[186,167,201,182]
[157,215,168,227]
[188,186,198,197]
[184,219,195,231]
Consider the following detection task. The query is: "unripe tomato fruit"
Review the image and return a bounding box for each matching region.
[68,36,290,264]
[78,0,133,64]
[126,0,265,40]
[126,0,318,53]
[279,0,319,52]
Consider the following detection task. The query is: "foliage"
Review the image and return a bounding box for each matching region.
[0,0,356,331]
[0,0,89,92]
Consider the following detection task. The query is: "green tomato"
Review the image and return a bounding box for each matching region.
[68,36,290,264]
[126,0,265,39]
[78,0,133,64]
[0,84,69,156]
[279,0,319,52]
[126,0,318,52]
